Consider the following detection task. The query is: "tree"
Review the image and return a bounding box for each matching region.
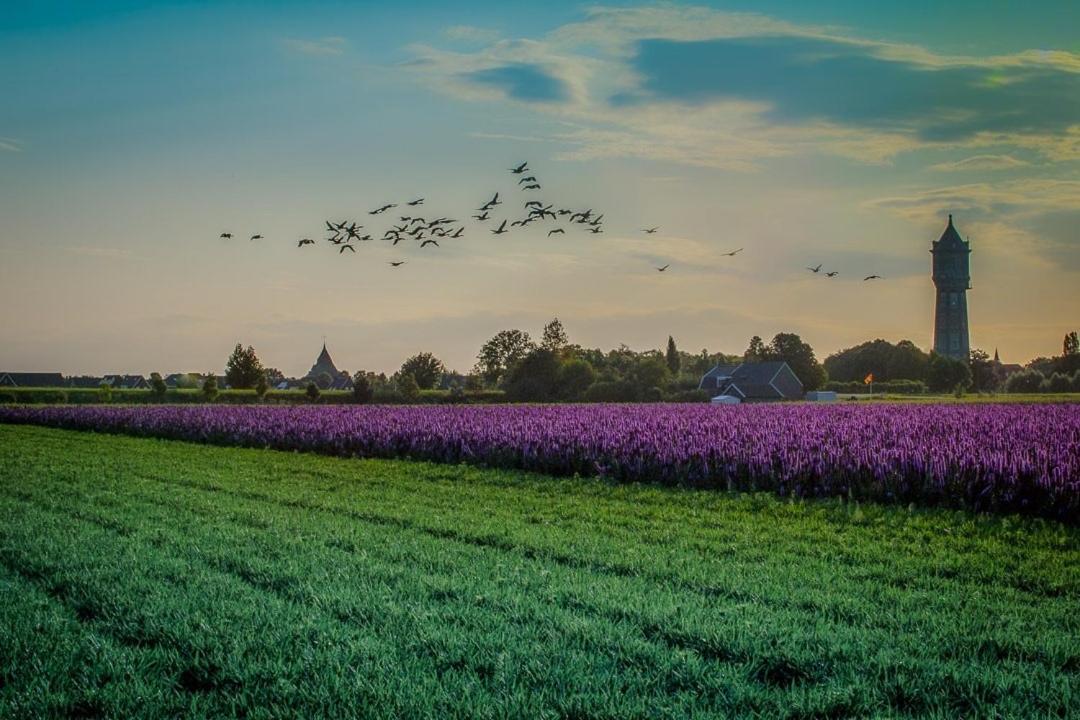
[968,348,999,393]
[202,374,219,402]
[764,333,827,391]
[149,372,167,398]
[351,372,374,404]
[98,382,112,404]
[397,373,421,402]
[744,336,767,362]
[926,352,971,393]
[824,339,930,383]
[1061,331,1080,375]
[541,318,569,353]
[631,357,670,394]
[305,382,320,401]
[399,352,446,390]
[254,373,269,400]
[225,343,264,390]
[665,336,681,375]
[504,349,562,402]
[263,367,285,385]
[1065,331,1079,357]
[1004,369,1044,393]
[557,359,596,401]
[474,329,536,384]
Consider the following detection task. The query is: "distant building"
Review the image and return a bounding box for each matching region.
[68,376,106,388]
[303,343,353,390]
[0,372,66,388]
[993,349,1023,378]
[101,374,149,390]
[932,214,971,361]
[698,361,804,401]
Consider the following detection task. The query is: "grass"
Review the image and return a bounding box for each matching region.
[1,425,1077,719]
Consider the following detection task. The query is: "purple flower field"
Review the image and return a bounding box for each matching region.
[2,403,1077,521]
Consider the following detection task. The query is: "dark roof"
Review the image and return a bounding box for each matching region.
[699,361,803,400]
[0,372,66,387]
[934,214,968,250]
[305,343,341,379]
[68,376,106,388]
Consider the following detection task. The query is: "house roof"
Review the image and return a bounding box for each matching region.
[700,361,799,399]
[0,372,66,387]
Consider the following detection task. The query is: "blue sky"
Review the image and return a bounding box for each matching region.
[1,1,1077,375]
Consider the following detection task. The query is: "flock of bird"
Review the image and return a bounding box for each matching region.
[219,160,882,280]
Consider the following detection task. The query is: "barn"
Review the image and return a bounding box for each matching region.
[698,361,804,401]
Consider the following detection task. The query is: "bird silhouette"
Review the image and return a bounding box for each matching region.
[389,261,406,267]
[510,162,529,174]
[722,248,743,257]
[250,234,263,241]
[807,264,822,273]
[522,183,541,190]
[472,211,490,221]
[421,239,439,248]
[492,220,509,235]
[548,229,565,236]
[863,275,882,281]
[479,193,501,210]
[518,176,537,184]
[450,227,464,238]
[657,264,670,272]
[406,198,424,206]
[588,226,603,234]
[825,271,838,277]
[297,238,315,247]
[339,244,355,254]
[219,232,232,239]
[642,227,659,234]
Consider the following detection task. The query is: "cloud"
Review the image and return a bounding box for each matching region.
[928,154,1030,172]
[405,5,1080,168]
[0,137,22,152]
[464,63,571,102]
[283,36,346,57]
[444,25,500,44]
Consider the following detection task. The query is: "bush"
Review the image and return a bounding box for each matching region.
[557,359,596,401]
[926,353,971,393]
[641,386,664,402]
[351,373,374,404]
[1004,369,1044,394]
[149,373,167,398]
[582,380,637,403]
[1073,370,1080,393]
[305,382,321,401]
[397,373,421,403]
[823,380,927,395]
[1042,372,1073,394]
[202,375,219,402]
[666,389,710,403]
[99,383,113,404]
[255,374,269,400]
[0,392,15,404]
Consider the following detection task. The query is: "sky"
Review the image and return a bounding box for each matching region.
[1,1,1077,376]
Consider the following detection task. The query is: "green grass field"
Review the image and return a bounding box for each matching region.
[1,425,1077,719]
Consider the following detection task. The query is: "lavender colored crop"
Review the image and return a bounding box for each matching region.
[1,403,1077,522]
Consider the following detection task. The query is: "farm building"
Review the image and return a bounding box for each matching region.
[0,372,66,388]
[101,374,149,390]
[698,361,804,401]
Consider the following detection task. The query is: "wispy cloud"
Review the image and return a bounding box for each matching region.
[405,5,1080,169]
[0,137,22,152]
[444,25,500,44]
[928,154,1030,172]
[283,36,346,57]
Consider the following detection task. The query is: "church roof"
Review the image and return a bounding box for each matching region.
[934,214,968,250]
[305,343,341,379]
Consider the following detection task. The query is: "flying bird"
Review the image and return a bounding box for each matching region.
[406,198,424,206]
[863,275,882,281]
[449,227,464,238]
[510,162,529,174]
[479,193,501,210]
[807,264,822,273]
[588,226,603,234]
[548,229,565,236]
[219,232,232,239]
[339,244,355,254]
[389,261,406,267]
[642,227,659,234]
[522,183,541,190]
[297,238,315,247]
[492,220,509,235]
[825,271,838,277]
[472,211,490,221]
[369,204,396,215]
[250,234,263,241]
[722,248,743,257]
[518,176,537,184]
[656,264,670,272]
[420,239,440,248]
